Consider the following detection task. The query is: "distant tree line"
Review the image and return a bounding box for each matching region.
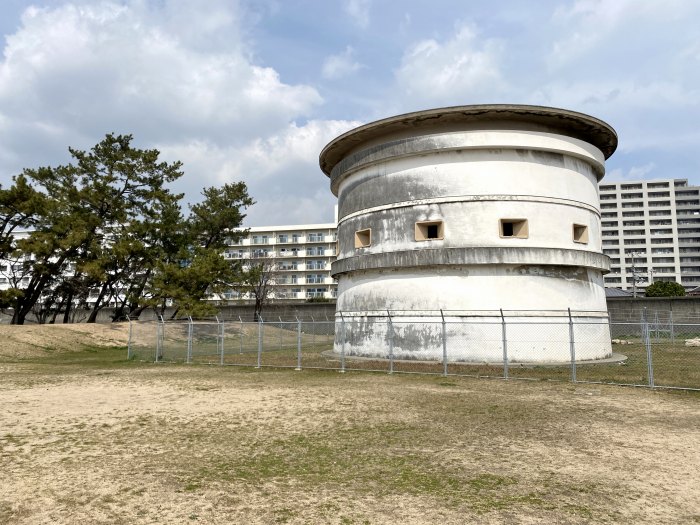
[0,134,257,324]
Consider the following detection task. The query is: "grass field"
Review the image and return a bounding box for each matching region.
[1,336,699,524]
[129,321,700,390]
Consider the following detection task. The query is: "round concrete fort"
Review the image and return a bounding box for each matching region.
[319,104,618,363]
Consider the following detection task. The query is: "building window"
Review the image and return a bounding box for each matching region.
[573,224,589,244]
[307,246,325,256]
[355,228,371,248]
[500,219,528,239]
[277,234,288,243]
[415,220,444,241]
[307,233,324,242]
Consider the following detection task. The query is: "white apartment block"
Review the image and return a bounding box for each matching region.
[598,178,700,292]
[222,223,338,301]
[1,225,339,304]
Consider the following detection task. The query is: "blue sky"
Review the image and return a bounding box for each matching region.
[0,0,699,225]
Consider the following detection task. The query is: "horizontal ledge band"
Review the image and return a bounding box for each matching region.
[331,247,611,276]
[329,130,606,195]
[338,193,600,224]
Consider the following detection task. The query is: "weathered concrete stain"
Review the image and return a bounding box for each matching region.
[320,105,617,362]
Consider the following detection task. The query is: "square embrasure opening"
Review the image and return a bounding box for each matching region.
[415,220,444,241]
[354,228,371,248]
[500,218,528,238]
[573,223,589,244]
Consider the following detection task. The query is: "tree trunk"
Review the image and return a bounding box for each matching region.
[254,296,263,322]
[50,295,67,324]
[87,282,109,323]
[62,290,73,324]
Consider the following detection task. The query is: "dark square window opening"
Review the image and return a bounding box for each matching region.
[415,221,444,241]
[500,219,528,239]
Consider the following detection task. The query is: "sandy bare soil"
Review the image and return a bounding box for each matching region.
[0,323,130,359]
[0,325,699,524]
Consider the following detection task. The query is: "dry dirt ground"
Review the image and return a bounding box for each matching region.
[0,324,699,524]
[0,323,131,359]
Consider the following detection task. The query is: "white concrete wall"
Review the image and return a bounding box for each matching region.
[336,315,611,362]
[328,114,614,362]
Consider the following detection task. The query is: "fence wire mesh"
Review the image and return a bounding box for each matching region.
[127,312,700,390]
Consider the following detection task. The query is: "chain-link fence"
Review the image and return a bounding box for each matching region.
[127,311,700,391]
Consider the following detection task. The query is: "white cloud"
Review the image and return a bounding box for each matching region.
[321,46,364,80]
[0,1,321,142]
[0,0,350,225]
[394,23,505,107]
[605,162,657,183]
[343,0,371,29]
[157,119,361,225]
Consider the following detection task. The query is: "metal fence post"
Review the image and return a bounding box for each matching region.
[643,313,655,388]
[239,316,244,354]
[278,316,283,351]
[339,311,346,373]
[387,310,394,374]
[311,316,316,349]
[670,309,675,346]
[218,316,224,366]
[156,314,164,362]
[440,309,447,377]
[500,309,508,379]
[126,315,133,360]
[296,317,302,371]
[568,308,576,383]
[257,316,263,368]
[186,316,193,364]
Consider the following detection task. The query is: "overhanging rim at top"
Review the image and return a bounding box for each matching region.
[319,104,618,176]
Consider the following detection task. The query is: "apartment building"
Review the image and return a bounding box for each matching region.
[598,178,700,292]
[221,222,338,301]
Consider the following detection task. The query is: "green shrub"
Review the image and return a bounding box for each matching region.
[645,281,686,297]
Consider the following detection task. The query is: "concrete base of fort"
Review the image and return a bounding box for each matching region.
[332,264,613,363]
[333,314,613,363]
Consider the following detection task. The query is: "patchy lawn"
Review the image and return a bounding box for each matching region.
[0,329,699,524]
